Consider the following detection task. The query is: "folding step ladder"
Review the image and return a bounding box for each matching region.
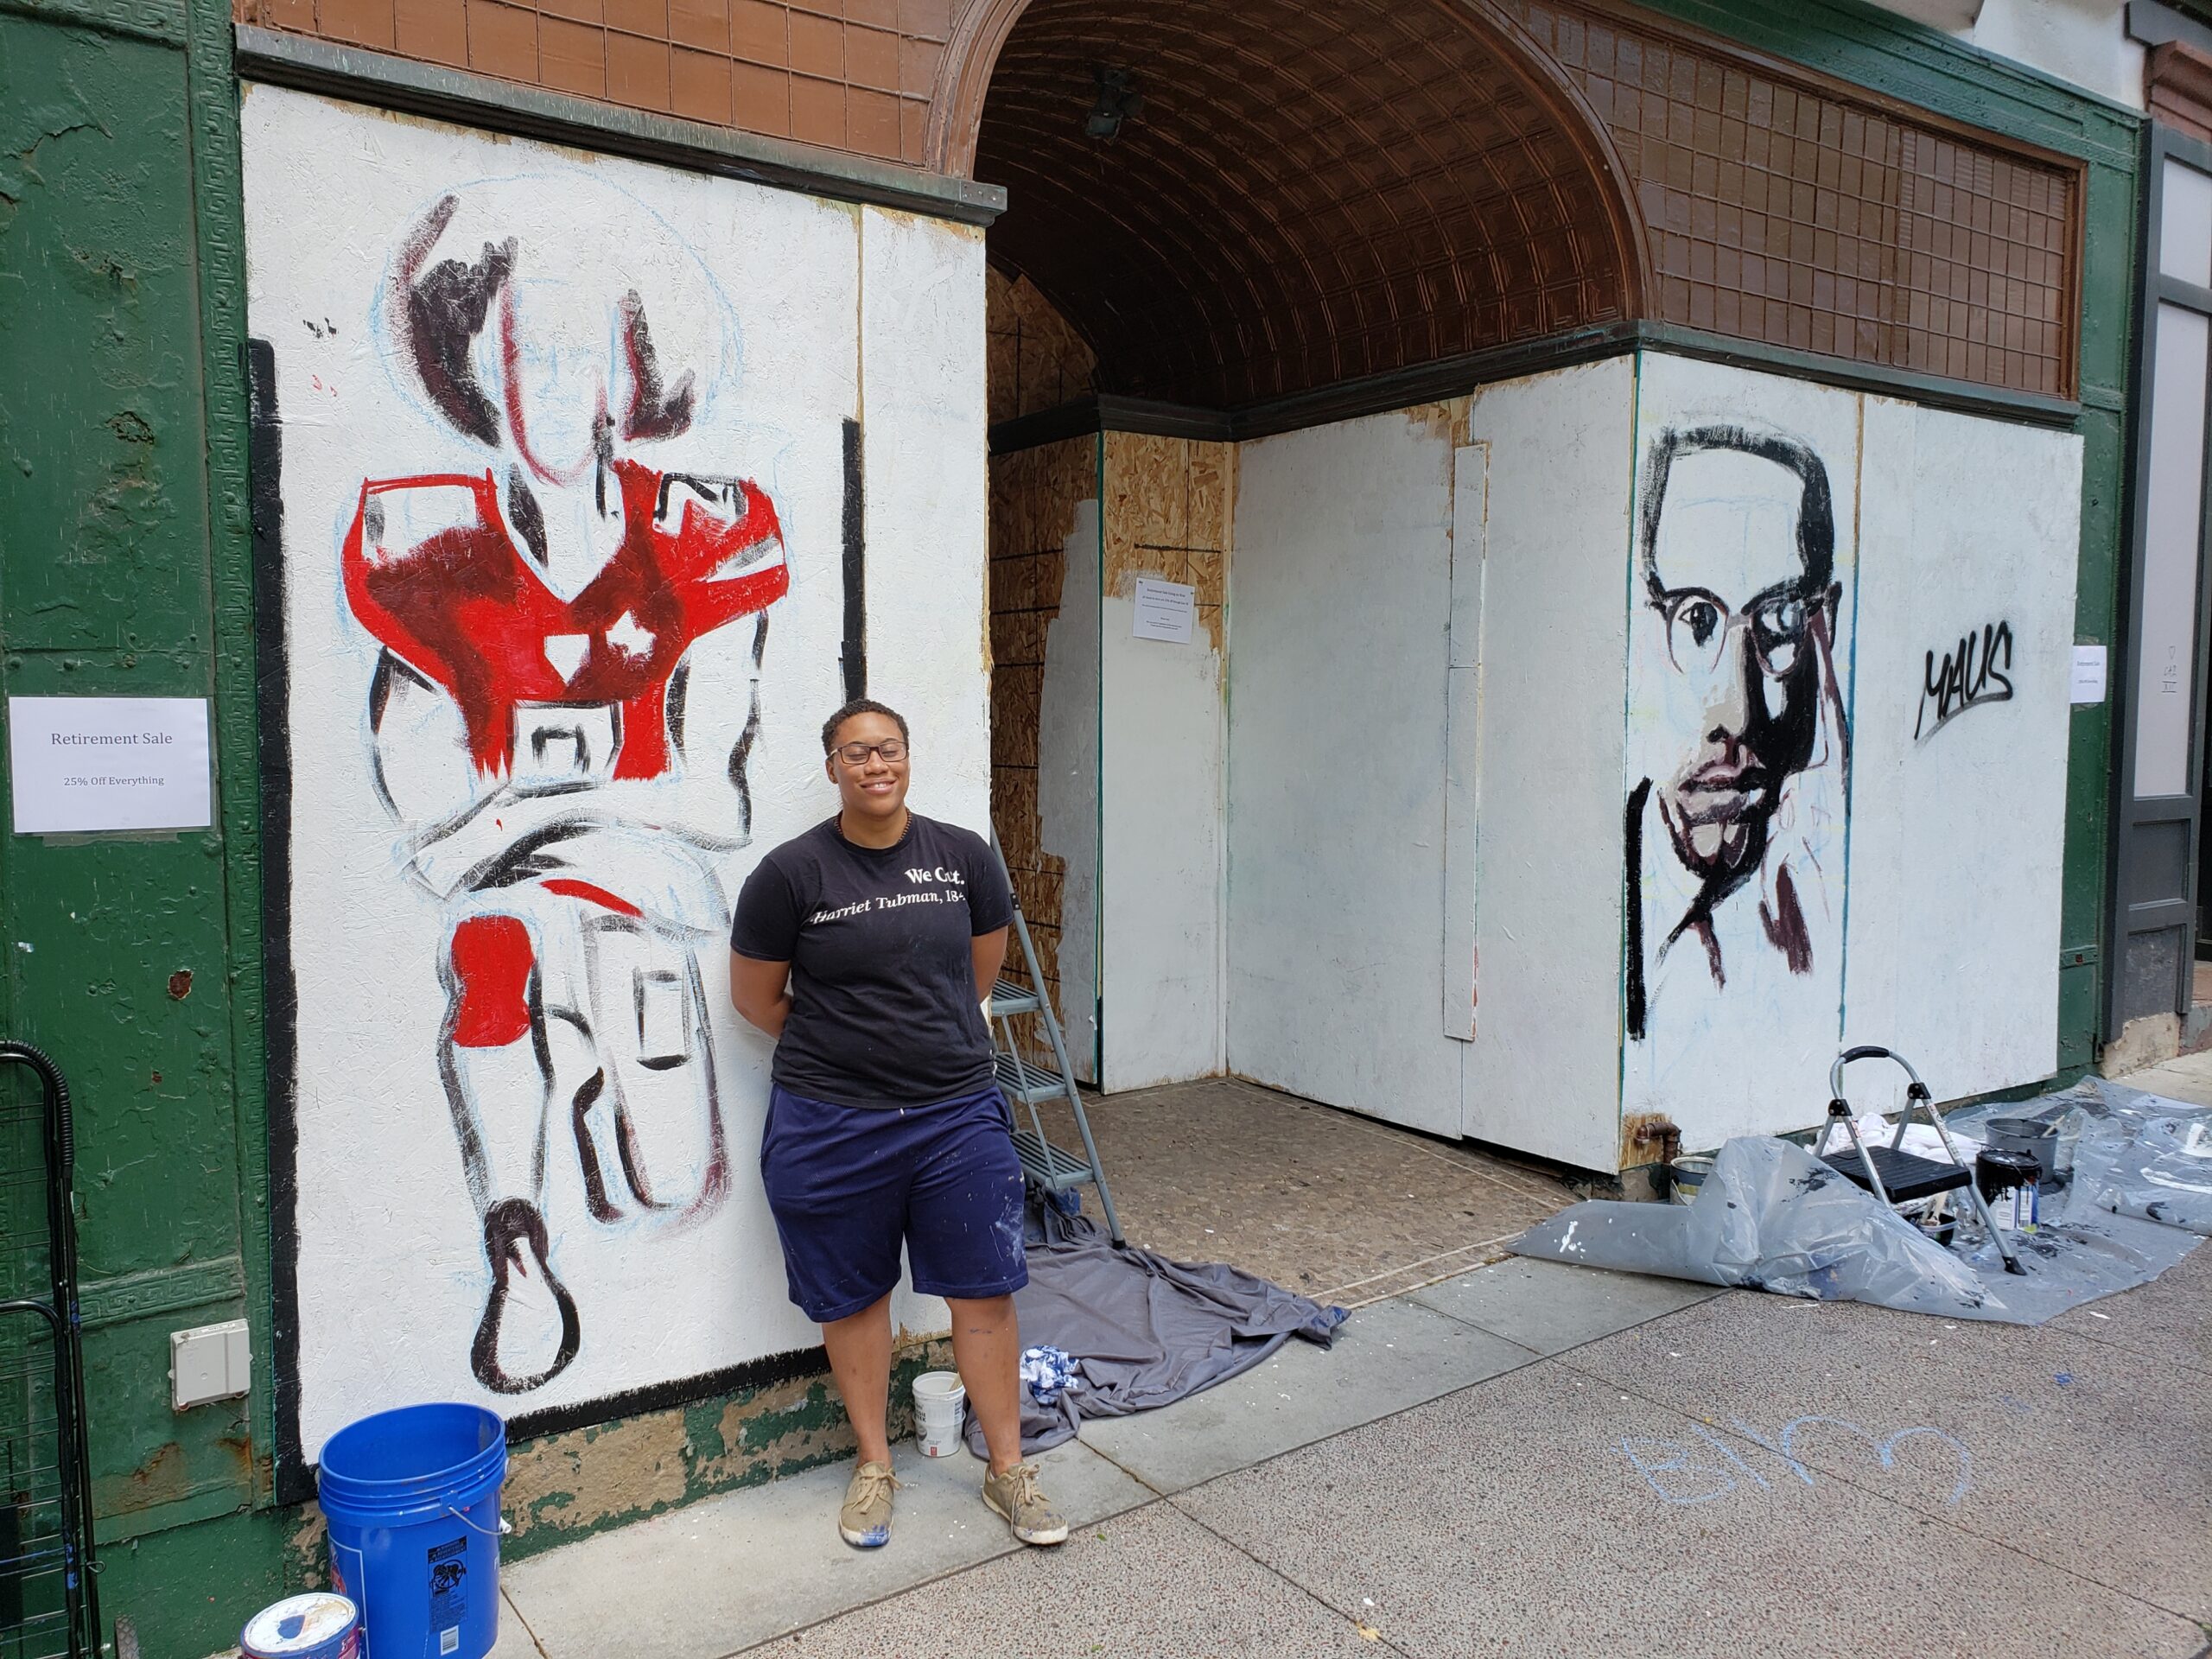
[988,842,1125,1249]
[1813,1046,2024,1276]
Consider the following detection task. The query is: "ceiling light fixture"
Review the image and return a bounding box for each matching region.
[1085,67,1145,141]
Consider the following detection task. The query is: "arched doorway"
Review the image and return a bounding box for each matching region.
[963,0,1652,1288]
[952,0,1649,411]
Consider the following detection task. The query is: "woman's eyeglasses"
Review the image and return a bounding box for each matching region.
[834,740,908,765]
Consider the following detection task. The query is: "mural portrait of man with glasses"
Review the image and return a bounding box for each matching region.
[1624,423,1852,1045]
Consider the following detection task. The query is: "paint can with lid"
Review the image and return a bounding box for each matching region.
[241,1593,360,1659]
[1669,1154,1716,1205]
[912,1370,966,1457]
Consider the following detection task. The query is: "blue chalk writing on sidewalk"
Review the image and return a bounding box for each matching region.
[1619,1414,1971,1507]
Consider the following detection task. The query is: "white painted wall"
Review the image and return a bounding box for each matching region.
[1866,0,2143,110]
[1226,409,1462,1139]
[1099,588,1225,1090]
[1038,497,1103,1082]
[1622,357,1863,1153]
[244,87,986,1457]
[861,207,990,824]
[1459,360,1637,1170]
[1841,400,2082,1109]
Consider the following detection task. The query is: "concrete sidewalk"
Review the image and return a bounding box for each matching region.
[491,1249,2212,1659]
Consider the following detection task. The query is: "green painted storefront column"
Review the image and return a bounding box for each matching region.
[1,2,305,1652]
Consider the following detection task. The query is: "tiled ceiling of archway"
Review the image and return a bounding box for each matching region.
[976,0,1637,410]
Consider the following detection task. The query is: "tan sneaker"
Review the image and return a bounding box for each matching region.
[982,1460,1068,1546]
[839,1459,900,1548]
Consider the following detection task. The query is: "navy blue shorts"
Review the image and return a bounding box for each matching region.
[760,1082,1028,1324]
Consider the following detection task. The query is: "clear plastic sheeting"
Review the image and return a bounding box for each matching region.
[1955,1078,2212,1236]
[1513,1133,2202,1325]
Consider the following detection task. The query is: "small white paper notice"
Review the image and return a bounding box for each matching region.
[9,696,213,836]
[2070,645,2108,705]
[1132,577,1196,645]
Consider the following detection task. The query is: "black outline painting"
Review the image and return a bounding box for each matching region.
[1625,423,1852,1041]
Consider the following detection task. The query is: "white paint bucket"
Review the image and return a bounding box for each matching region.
[1670,1154,1716,1205]
[912,1370,966,1458]
[240,1593,359,1659]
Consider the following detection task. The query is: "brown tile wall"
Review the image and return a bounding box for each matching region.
[241,0,2086,403]
[233,0,950,164]
[1502,0,2081,397]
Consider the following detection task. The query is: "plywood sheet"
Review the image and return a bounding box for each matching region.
[985,265,1097,426]
[1227,406,1462,1135]
[1840,400,2079,1109]
[1620,355,1862,1153]
[1460,360,1635,1168]
[241,87,987,1452]
[988,434,1096,880]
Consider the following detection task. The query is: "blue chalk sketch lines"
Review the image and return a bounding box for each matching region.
[1620,1413,1972,1507]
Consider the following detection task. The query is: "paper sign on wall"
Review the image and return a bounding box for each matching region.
[1132,578,1196,644]
[8,696,213,835]
[2070,645,2107,704]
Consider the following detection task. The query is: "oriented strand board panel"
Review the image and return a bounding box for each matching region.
[986,266,1098,427]
[1460,359,1635,1169]
[988,434,1099,1067]
[243,87,986,1457]
[1841,400,2080,1108]
[1227,408,1462,1137]
[1621,355,1862,1152]
[1097,432,1232,1089]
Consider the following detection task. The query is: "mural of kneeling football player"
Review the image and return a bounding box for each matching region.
[343,179,790,1394]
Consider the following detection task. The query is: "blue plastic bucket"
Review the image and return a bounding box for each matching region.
[317,1404,506,1659]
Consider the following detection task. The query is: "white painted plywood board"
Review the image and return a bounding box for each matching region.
[1440,448,1485,1042]
[1040,496,1103,1082]
[1459,359,1634,1169]
[1621,354,1862,1151]
[1101,590,1225,1090]
[861,207,991,832]
[1226,408,1463,1137]
[243,88,984,1455]
[1841,399,2080,1108]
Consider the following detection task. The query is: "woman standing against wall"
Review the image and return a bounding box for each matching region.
[728,698,1065,1550]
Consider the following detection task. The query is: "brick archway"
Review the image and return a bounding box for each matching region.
[930,0,1650,409]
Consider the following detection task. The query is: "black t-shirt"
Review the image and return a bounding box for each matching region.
[730,812,1014,1109]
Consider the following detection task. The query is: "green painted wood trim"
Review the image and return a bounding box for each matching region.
[0,0,182,45]
[233,23,1007,226]
[188,0,279,1510]
[1627,0,2143,162]
[80,1256,246,1330]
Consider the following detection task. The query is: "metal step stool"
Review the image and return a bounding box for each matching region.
[987,841,1125,1249]
[1812,1045,2024,1275]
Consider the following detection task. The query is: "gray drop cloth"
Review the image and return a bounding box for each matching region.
[1511,1133,2202,1325]
[963,1200,1346,1459]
